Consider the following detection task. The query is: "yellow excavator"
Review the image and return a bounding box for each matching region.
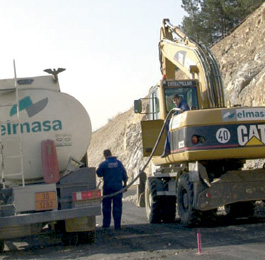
[134,19,265,226]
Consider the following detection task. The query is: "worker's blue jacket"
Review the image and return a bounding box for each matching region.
[178,99,190,111]
[96,156,128,193]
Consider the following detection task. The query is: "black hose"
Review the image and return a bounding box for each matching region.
[101,108,179,199]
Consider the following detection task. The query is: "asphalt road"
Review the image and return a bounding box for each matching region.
[1,189,265,260]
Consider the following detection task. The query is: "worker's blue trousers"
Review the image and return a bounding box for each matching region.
[102,192,123,229]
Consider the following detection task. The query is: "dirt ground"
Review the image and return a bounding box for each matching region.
[1,189,265,260]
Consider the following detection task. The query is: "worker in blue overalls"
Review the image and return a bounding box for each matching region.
[96,149,128,230]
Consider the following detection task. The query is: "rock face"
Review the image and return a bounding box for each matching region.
[87,3,265,179]
[212,2,265,108]
[87,108,147,182]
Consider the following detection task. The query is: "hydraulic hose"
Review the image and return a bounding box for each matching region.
[101,108,179,199]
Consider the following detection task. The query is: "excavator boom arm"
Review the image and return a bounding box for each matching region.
[159,19,225,108]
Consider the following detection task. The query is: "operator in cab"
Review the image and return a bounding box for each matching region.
[172,94,190,112]
[161,94,190,158]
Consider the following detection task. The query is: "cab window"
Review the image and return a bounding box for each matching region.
[165,87,198,112]
[149,89,160,120]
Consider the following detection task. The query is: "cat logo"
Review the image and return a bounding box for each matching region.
[237,125,265,146]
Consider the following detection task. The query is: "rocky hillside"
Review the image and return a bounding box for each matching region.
[87,3,265,180]
[87,108,147,182]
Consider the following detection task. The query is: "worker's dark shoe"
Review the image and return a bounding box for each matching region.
[114,226,121,230]
[102,225,110,229]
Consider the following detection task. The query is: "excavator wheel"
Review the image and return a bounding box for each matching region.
[177,174,202,227]
[145,177,163,223]
[225,201,256,219]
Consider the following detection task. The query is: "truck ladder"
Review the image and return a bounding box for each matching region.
[0,72,25,188]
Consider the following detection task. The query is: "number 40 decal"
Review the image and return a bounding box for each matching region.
[216,128,231,143]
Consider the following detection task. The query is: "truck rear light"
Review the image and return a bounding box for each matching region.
[72,190,101,201]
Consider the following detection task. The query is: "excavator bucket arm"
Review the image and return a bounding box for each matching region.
[159,19,225,108]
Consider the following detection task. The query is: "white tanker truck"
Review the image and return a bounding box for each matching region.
[0,69,101,251]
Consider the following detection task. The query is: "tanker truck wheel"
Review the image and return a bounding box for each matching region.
[177,174,202,227]
[78,231,95,244]
[145,177,162,223]
[61,232,79,246]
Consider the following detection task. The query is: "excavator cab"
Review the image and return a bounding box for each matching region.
[134,79,200,118]
[164,81,199,112]
[134,79,200,157]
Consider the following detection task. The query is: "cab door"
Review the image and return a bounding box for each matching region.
[140,120,166,157]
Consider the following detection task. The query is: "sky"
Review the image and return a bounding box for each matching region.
[0,0,186,131]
